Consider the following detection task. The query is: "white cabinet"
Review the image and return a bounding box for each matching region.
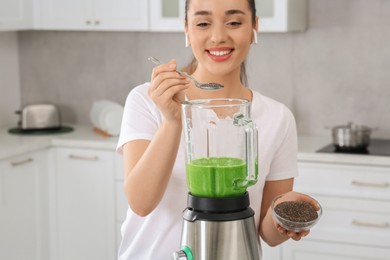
[37,0,148,31]
[0,0,34,30]
[256,0,308,32]
[281,240,390,260]
[149,0,307,32]
[0,150,48,260]
[150,0,186,32]
[114,154,127,250]
[50,147,116,260]
[284,162,390,260]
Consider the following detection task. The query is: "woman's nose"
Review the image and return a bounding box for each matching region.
[210,25,227,44]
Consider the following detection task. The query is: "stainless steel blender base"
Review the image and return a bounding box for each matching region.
[180,216,261,260]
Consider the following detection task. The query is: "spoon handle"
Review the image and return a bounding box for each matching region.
[148,57,187,77]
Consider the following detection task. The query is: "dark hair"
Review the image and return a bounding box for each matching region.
[183,0,257,86]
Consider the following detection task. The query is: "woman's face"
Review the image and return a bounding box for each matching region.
[186,0,257,77]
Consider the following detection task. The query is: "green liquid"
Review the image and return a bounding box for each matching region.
[186,157,247,198]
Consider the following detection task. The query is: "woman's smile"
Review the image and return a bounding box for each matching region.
[206,47,234,62]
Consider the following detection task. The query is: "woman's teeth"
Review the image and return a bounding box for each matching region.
[209,50,231,56]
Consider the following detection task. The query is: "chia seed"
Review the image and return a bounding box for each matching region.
[275,201,318,223]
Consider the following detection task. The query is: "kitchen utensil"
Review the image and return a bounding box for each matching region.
[271,194,322,232]
[16,104,61,130]
[173,98,260,260]
[147,57,224,91]
[90,100,124,136]
[332,122,373,149]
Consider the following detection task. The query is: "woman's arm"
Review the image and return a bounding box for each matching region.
[122,60,190,216]
[259,179,317,246]
[122,120,182,216]
[259,178,294,246]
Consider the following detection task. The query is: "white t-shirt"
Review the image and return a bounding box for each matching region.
[116,82,298,260]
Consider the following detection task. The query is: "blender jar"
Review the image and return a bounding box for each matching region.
[182,98,258,198]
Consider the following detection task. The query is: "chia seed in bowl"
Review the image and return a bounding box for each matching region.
[272,194,322,232]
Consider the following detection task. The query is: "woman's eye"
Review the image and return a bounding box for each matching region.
[228,21,242,27]
[196,22,210,28]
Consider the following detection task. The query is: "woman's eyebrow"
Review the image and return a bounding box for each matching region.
[193,9,246,17]
[225,9,246,16]
[193,10,211,16]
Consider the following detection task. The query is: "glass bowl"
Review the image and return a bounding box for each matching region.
[271,194,322,232]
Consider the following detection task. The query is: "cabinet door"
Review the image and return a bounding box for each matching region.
[94,0,148,31]
[0,0,33,30]
[261,238,281,260]
[52,147,115,260]
[38,0,92,30]
[282,239,390,260]
[114,154,127,250]
[255,0,307,32]
[0,151,47,260]
[150,0,186,31]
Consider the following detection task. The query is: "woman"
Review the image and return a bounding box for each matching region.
[117,0,317,259]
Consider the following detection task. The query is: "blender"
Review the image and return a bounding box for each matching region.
[172,98,260,260]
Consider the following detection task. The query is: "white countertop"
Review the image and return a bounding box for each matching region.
[0,125,118,160]
[298,135,390,167]
[1,125,390,167]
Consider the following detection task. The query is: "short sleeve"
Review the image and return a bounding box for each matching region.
[266,106,299,181]
[116,83,162,154]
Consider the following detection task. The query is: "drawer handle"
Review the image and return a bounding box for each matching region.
[69,154,99,161]
[352,220,389,229]
[10,158,33,167]
[351,180,389,188]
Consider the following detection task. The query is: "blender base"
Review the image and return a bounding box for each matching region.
[174,193,261,260]
[180,216,260,260]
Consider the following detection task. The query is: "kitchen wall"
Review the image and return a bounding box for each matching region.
[0,32,21,128]
[17,0,390,138]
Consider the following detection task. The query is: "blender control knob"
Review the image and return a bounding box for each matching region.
[172,250,187,260]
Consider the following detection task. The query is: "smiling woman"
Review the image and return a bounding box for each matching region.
[116,0,318,259]
[184,0,257,86]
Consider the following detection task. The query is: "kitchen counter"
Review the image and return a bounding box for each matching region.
[0,125,118,160]
[1,125,390,166]
[298,135,390,167]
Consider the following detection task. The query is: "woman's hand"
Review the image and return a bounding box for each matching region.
[272,191,320,241]
[148,59,190,123]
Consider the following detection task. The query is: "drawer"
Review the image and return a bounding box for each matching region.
[282,239,390,260]
[296,162,390,200]
[307,196,390,247]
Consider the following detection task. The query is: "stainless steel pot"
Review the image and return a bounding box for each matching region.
[332,122,372,149]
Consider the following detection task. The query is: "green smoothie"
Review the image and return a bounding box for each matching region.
[186,157,247,198]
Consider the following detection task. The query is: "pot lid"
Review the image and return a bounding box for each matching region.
[333,122,371,132]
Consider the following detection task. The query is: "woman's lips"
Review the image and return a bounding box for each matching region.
[206,48,234,62]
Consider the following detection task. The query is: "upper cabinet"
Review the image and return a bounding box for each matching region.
[150,0,186,32]
[256,0,308,32]
[36,0,148,31]
[1,0,307,32]
[0,0,34,31]
[149,0,307,32]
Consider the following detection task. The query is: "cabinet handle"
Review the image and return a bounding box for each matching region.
[352,220,389,229]
[94,20,100,25]
[69,154,99,161]
[86,20,91,25]
[10,158,33,167]
[351,180,389,188]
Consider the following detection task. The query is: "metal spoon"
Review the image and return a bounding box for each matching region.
[147,57,224,91]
